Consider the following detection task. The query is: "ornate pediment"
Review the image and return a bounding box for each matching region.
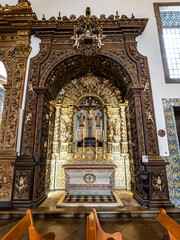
[71,7,104,55]
[31,7,148,40]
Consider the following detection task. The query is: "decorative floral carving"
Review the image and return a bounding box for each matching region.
[0,162,13,201]
[127,43,159,155]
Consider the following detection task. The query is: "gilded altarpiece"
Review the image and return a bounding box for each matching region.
[50,74,131,190]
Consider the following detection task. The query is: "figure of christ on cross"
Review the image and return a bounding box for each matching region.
[87,108,94,137]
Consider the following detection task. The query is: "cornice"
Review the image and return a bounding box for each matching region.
[30,8,148,39]
[0,1,37,33]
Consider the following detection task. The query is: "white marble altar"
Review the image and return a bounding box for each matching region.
[63,164,116,192]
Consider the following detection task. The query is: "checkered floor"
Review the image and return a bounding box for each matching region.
[64,194,117,203]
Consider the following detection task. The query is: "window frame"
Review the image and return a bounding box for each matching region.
[154,2,180,83]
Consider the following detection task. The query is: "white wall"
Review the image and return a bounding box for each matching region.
[2,0,180,156]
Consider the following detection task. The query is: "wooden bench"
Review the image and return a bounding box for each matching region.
[2,209,55,240]
[156,209,180,240]
[87,208,123,240]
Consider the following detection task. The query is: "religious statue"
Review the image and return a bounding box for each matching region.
[95,112,101,127]
[61,119,68,138]
[67,121,73,142]
[107,117,113,141]
[87,109,94,137]
[113,119,120,136]
[78,113,85,126]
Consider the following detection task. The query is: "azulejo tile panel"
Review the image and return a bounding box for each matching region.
[160,11,180,27]
[162,98,180,207]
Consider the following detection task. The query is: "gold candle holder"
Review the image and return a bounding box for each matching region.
[82,129,85,159]
[95,134,98,160]
[103,140,106,160]
[74,140,77,159]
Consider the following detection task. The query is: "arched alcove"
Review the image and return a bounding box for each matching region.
[49,72,132,191]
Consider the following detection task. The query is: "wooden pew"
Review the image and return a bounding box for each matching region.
[156,209,180,240]
[2,209,55,240]
[87,208,123,240]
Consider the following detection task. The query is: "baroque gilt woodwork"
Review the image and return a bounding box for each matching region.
[50,74,130,190]
[0,0,37,207]
[0,3,173,208]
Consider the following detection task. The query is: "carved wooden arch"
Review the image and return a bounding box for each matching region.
[42,53,135,103]
[16,7,173,209]
[39,52,137,89]
[21,51,133,157]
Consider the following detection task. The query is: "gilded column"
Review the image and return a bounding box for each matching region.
[120,104,128,154]
[74,107,78,159]
[53,105,61,154]
[103,107,107,159]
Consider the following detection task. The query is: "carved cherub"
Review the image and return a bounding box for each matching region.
[72,33,81,49]
[95,33,105,49]
[143,82,149,92]
[15,176,25,193]
[25,113,32,124]
[28,83,34,93]
[146,111,154,124]
[156,176,162,191]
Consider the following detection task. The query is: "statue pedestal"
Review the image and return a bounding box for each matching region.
[63,164,116,192]
[134,156,174,208]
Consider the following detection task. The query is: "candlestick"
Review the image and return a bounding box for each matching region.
[82,128,85,159]
[95,129,98,160]
[103,138,106,160]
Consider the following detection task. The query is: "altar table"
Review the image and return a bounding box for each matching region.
[63,164,117,192]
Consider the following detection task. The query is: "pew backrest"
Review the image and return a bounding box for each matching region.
[2,214,30,240]
[2,209,55,240]
[156,209,180,240]
[87,208,123,240]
